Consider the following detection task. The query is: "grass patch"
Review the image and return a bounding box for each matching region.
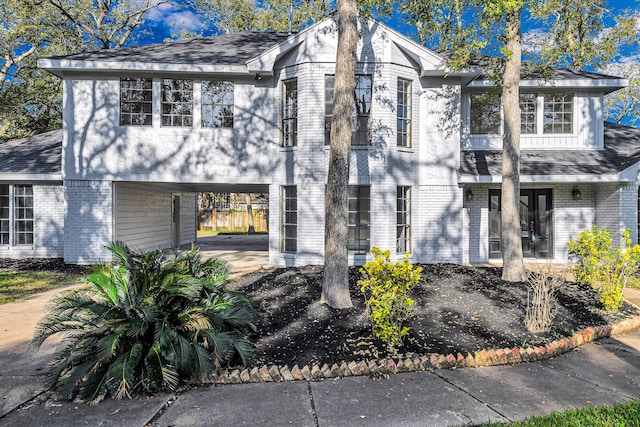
[482,400,640,426]
[0,270,85,305]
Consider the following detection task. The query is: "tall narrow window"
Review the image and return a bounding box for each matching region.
[470,92,501,135]
[202,80,234,128]
[14,185,33,245]
[325,74,372,146]
[397,186,411,253]
[397,79,412,147]
[0,185,9,245]
[544,93,573,134]
[282,79,298,147]
[120,78,152,126]
[281,186,297,253]
[161,79,193,127]
[520,93,537,134]
[348,185,370,253]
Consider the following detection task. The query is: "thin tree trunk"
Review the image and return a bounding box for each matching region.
[501,4,526,282]
[245,193,255,234]
[321,0,357,309]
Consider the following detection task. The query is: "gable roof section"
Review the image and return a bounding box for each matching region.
[0,130,62,180]
[459,122,640,183]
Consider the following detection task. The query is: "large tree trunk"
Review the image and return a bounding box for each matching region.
[501,4,527,282]
[321,0,358,309]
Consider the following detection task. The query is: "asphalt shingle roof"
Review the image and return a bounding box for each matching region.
[0,129,62,175]
[47,32,293,65]
[460,122,640,178]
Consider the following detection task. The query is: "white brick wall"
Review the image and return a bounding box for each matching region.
[64,180,113,264]
[0,184,65,259]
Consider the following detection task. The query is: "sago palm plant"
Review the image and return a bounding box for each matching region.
[31,242,257,403]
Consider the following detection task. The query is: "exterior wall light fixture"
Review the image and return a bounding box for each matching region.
[572,186,582,200]
[465,188,474,202]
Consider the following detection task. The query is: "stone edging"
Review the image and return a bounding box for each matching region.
[206,315,640,385]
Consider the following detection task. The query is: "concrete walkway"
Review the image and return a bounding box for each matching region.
[1,247,639,426]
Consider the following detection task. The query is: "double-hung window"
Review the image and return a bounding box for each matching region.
[161,79,193,127]
[397,79,412,147]
[281,186,297,253]
[397,186,411,253]
[325,74,372,146]
[544,93,573,134]
[0,185,33,246]
[520,93,537,134]
[470,92,501,135]
[348,185,370,253]
[282,79,298,147]
[202,80,234,128]
[0,185,9,245]
[120,78,152,126]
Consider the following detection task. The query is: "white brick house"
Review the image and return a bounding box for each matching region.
[3,17,640,265]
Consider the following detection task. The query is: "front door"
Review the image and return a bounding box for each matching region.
[489,189,553,259]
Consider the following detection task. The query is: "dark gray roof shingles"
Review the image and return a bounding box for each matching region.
[46,32,293,65]
[460,122,640,178]
[0,129,62,176]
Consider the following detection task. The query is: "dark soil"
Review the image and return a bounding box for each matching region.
[0,258,91,275]
[233,264,640,368]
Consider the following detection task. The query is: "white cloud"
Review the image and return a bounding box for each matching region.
[146,2,202,33]
[522,28,547,54]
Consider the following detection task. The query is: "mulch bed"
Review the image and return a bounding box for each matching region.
[0,258,91,275]
[233,264,640,368]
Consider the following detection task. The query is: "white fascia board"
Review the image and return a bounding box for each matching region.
[466,78,628,92]
[619,163,640,182]
[246,39,303,74]
[0,174,62,182]
[38,59,249,77]
[459,174,624,184]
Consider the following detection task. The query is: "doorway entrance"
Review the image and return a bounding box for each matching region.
[489,189,553,259]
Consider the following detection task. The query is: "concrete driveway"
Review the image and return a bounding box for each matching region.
[186,233,269,276]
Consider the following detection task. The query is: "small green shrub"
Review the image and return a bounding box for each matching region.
[568,227,640,311]
[31,242,257,403]
[358,248,422,353]
[567,225,612,288]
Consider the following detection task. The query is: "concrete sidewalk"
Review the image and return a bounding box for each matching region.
[1,257,639,426]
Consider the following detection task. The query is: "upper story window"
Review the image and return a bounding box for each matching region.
[544,93,573,134]
[325,74,372,146]
[202,80,234,128]
[120,78,152,126]
[161,79,193,127]
[520,93,537,134]
[282,78,298,147]
[397,78,412,147]
[470,92,501,135]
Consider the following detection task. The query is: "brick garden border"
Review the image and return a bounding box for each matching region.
[206,314,640,385]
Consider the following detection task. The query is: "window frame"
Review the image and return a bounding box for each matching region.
[396,186,411,253]
[469,92,502,135]
[520,92,537,134]
[13,185,34,246]
[161,78,194,127]
[201,80,234,129]
[282,78,298,147]
[119,78,153,126]
[397,78,412,147]
[543,93,574,134]
[0,184,9,245]
[325,74,373,146]
[281,186,297,253]
[347,185,370,254]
